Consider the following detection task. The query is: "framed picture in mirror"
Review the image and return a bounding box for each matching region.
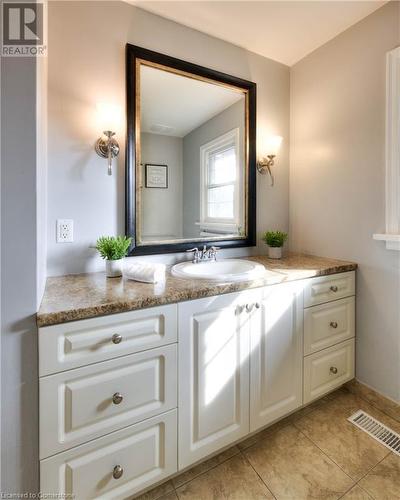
[145,164,168,189]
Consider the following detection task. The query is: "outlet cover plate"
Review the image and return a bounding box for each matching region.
[57,219,73,243]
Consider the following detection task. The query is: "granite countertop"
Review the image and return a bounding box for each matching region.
[37,253,357,327]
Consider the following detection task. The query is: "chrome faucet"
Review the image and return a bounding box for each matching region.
[186,245,220,263]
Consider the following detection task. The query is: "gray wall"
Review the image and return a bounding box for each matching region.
[141,133,183,240]
[290,2,400,402]
[46,1,290,275]
[182,100,245,238]
[1,49,40,494]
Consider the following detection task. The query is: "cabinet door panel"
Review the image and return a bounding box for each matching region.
[304,271,355,308]
[304,339,355,403]
[40,410,177,500]
[250,282,303,432]
[178,293,250,469]
[304,297,355,355]
[40,345,177,458]
[39,304,177,376]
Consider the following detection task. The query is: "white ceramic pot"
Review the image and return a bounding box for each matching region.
[268,246,283,259]
[106,258,124,277]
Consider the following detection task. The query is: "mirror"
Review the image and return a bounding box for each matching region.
[126,45,256,255]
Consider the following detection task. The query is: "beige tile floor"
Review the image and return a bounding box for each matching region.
[136,386,400,500]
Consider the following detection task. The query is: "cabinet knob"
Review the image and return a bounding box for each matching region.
[330,366,338,374]
[330,321,338,329]
[330,285,338,292]
[255,302,261,309]
[112,392,123,405]
[113,465,123,479]
[245,303,254,313]
[112,334,122,344]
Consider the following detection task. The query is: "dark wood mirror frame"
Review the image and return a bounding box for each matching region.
[126,43,257,256]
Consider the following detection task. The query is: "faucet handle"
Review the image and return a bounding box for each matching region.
[186,247,200,263]
[209,246,220,260]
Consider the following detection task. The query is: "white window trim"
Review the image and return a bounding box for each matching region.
[199,128,240,231]
[373,47,400,250]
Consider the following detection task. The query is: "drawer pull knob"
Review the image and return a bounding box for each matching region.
[330,366,338,374]
[113,465,123,479]
[330,286,338,292]
[255,302,261,309]
[112,334,122,344]
[112,392,123,405]
[330,321,338,329]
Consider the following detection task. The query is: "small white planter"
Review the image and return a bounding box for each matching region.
[106,258,124,277]
[268,247,283,259]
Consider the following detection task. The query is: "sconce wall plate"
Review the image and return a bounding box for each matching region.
[95,130,120,176]
[257,155,276,186]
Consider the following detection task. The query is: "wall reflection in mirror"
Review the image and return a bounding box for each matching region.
[137,62,247,245]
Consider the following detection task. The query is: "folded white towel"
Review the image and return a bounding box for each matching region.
[124,261,166,284]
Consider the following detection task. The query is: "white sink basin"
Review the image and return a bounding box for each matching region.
[171,259,277,282]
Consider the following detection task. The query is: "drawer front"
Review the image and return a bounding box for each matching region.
[304,339,355,404]
[304,297,355,355]
[39,304,177,376]
[40,345,177,458]
[304,272,355,308]
[40,409,177,500]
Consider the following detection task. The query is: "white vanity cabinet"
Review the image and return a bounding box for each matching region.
[249,281,303,432]
[39,305,179,500]
[178,292,251,469]
[178,282,304,469]
[39,270,356,499]
[303,272,356,403]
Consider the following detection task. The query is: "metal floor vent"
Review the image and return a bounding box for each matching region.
[348,410,400,456]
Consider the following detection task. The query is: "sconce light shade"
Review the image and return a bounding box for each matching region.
[263,135,283,157]
[257,135,283,187]
[95,103,122,176]
[96,103,122,133]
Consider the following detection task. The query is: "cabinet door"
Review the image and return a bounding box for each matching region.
[39,304,177,376]
[178,292,250,469]
[40,344,177,458]
[304,339,355,404]
[250,282,303,432]
[40,410,177,500]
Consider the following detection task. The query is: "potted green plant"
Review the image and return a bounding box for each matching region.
[262,230,288,259]
[95,235,132,277]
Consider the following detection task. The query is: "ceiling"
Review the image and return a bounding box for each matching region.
[141,64,244,137]
[133,1,387,66]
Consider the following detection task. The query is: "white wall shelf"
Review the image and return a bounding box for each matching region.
[373,233,400,250]
[374,47,400,250]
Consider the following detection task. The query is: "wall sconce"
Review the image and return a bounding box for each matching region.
[95,103,121,176]
[256,135,283,186]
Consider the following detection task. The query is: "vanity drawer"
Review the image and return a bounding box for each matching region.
[304,339,355,403]
[40,344,177,458]
[304,271,355,308]
[304,297,355,355]
[40,409,177,500]
[39,304,177,376]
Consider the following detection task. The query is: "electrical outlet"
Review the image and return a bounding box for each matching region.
[57,219,74,243]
